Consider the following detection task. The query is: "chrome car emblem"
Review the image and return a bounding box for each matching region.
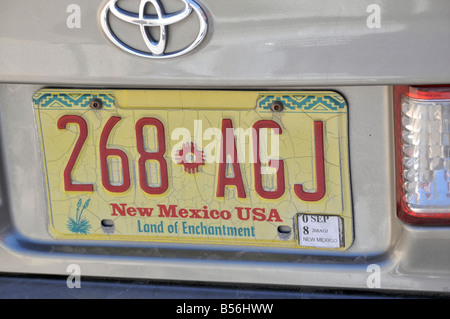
[100,0,208,59]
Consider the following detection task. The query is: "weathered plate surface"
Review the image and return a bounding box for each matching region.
[33,89,352,250]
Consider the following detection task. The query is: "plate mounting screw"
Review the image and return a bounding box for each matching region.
[90,98,103,109]
[270,100,284,112]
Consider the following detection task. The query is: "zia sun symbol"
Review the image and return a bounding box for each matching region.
[175,142,205,174]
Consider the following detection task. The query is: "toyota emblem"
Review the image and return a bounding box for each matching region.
[100,0,208,59]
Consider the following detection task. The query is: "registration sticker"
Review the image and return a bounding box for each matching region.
[298,214,343,249]
[33,89,353,250]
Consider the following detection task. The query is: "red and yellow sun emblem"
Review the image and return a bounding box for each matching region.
[175,142,205,174]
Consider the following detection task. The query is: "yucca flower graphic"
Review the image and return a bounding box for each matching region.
[66,198,92,234]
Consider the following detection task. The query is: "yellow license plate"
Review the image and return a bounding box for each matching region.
[33,89,353,250]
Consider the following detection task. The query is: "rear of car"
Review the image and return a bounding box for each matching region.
[0,0,449,298]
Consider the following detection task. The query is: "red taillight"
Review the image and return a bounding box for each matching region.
[395,85,450,225]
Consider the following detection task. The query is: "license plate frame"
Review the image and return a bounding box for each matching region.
[33,89,353,250]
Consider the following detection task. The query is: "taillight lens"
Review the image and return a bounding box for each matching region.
[395,86,450,225]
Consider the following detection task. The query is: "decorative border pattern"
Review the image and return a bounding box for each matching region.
[33,90,115,109]
[258,93,347,113]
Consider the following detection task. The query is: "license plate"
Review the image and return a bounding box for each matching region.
[33,89,353,250]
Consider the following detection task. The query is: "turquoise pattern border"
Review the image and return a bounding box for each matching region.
[33,90,346,113]
[33,91,115,109]
[258,94,347,113]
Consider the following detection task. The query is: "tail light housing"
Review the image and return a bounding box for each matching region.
[395,86,450,225]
